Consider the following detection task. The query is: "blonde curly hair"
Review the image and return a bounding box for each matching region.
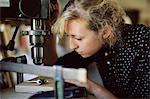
[52,0,126,46]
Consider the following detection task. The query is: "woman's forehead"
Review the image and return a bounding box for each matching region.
[65,19,88,33]
[65,18,98,37]
[68,18,88,24]
[66,18,88,29]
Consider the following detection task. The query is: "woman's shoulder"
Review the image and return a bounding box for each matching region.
[120,24,149,45]
[55,51,87,68]
[122,24,150,36]
[56,51,95,68]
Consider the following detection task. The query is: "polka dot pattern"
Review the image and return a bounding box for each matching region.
[95,24,149,98]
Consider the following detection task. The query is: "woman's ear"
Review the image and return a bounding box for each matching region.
[101,25,113,39]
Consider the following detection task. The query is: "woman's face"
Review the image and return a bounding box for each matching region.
[65,18,104,58]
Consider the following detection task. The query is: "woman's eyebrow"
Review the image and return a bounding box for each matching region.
[73,35,84,39]
[64,32,84,38]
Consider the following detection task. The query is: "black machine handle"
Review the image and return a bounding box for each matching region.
[7,25,20,51]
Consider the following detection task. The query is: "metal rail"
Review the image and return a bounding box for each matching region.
[0,62,87,83]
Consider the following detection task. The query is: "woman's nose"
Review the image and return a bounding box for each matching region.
[69,38,78,50]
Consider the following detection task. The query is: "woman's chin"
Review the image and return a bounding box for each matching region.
[80,54,90,58]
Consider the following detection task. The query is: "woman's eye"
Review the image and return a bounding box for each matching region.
[76,38,82,40]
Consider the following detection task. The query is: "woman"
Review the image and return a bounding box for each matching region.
[52,0,149,98]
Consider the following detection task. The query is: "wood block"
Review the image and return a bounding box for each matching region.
[15,76,54,94]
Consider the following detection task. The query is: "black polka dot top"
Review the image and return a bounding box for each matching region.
[56,24,149,98]
[95,24,150,98]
